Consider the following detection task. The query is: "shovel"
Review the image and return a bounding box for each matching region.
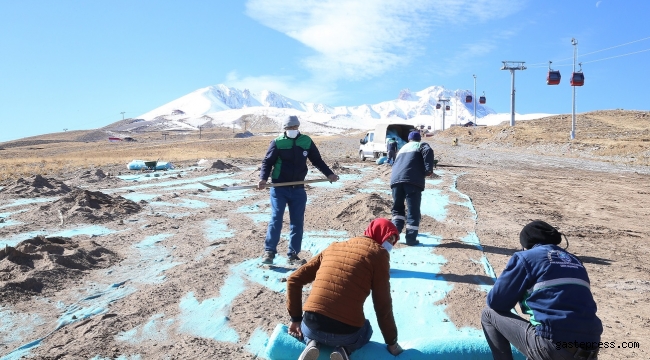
[200,178,331,191]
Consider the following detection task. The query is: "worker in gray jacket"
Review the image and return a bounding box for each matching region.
[390,130,435,245]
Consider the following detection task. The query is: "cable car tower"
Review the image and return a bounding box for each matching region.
[473,74,477,126]
[472,75,486,126]
[501,61,526,126]
[570,38,583,140]
[438,98,450,130]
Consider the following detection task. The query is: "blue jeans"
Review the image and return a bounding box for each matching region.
[301,319,373,354]
[391,183,422,244]
[481,307,594,360]
[264,186,307,256]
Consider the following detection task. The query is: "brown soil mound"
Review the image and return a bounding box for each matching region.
[330,160,360,174]
[0,175,73,197]
[67,168,121,187]
[0,236,118,302]
[334,193,392,221]
[378,165,393,181]
[80,169,106,181]
[38,189,141,224]
[211,160,242,171]
[305,194,393,236]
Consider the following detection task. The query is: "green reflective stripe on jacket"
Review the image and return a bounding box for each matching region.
[274,135,312,150]
[272,158,283,179]
[397,141,421,155]
[271,134,313,179]
[521,295,541,326]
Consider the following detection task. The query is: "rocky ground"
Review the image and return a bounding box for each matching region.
[1,111,648,359]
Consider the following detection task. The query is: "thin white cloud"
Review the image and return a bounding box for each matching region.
[245,0,522,80]
[596,1,602,7]
[246,0,432,80]
[235,0,525,103]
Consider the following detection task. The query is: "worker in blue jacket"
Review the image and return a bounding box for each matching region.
[389,130,435,245]
[482,220,602,360]
[386,137,398,165]
[258,116,339,265]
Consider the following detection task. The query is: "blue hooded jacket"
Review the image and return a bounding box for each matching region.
[390,141,434,190]
[487,244,602,344]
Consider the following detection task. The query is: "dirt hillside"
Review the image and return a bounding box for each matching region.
[0,110,648,359]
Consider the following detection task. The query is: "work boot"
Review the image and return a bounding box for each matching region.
[288,253,307,265]
[405,239,420,246]
[298,340,320,360]
[330,346,350,360]
[261,251,275,264]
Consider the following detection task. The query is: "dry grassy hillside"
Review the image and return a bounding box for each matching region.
[0,126,360,182]
[1,110,647,182]
[442,110,650,166]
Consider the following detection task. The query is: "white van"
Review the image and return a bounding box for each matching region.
[358,122,415,161]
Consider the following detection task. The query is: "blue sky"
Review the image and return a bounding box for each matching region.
[2,0,649,142]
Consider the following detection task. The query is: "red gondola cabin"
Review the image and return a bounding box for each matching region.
[445,105,450,111]
[570,72,584,86]
[436,103,441,109]
[479,96,486,104]
[547,70,561,85]
[465,95,472,103]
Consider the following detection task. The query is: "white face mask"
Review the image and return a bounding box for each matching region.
[286,130,299,138]
[382,241,393,252]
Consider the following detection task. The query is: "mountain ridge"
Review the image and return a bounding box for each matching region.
[131,84,497,133]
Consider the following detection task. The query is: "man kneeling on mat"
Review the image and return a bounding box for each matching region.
[286,218,404,360]
[481,220,602,360]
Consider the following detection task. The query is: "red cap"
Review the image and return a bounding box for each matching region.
[364,218,399,245]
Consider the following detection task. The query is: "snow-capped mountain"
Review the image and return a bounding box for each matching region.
[128,84,498,134]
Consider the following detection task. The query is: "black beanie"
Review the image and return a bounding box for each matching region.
[519,220,562,249]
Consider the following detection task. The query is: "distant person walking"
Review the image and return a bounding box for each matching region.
[390,130,435,245]
[481,220,602,360]
[286,218,404,360]
[386,137,398,165]
[258,115,339,265]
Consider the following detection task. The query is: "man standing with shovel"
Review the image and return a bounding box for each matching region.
[258,115,339,265]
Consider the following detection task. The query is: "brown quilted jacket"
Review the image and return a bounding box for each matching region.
[286,236,398,344]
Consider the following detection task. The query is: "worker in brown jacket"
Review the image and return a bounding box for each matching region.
[286,218,404,360]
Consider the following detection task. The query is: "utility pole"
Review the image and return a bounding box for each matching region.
[571,38,578,140]
[438,98,450,130]
[473,74,477,126]
[501,61,526,126]
[433,110,436,132]
[120,111,125,120]
[455,90,459,126]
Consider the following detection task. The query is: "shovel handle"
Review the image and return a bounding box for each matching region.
[200,178,331,191]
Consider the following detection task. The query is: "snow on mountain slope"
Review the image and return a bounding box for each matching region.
[137,85,263,120]
[133,84,508,134]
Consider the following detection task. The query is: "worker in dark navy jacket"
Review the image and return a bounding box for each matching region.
[389,130,435,245]
[258,115,339,265]
[481,220,602,360]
